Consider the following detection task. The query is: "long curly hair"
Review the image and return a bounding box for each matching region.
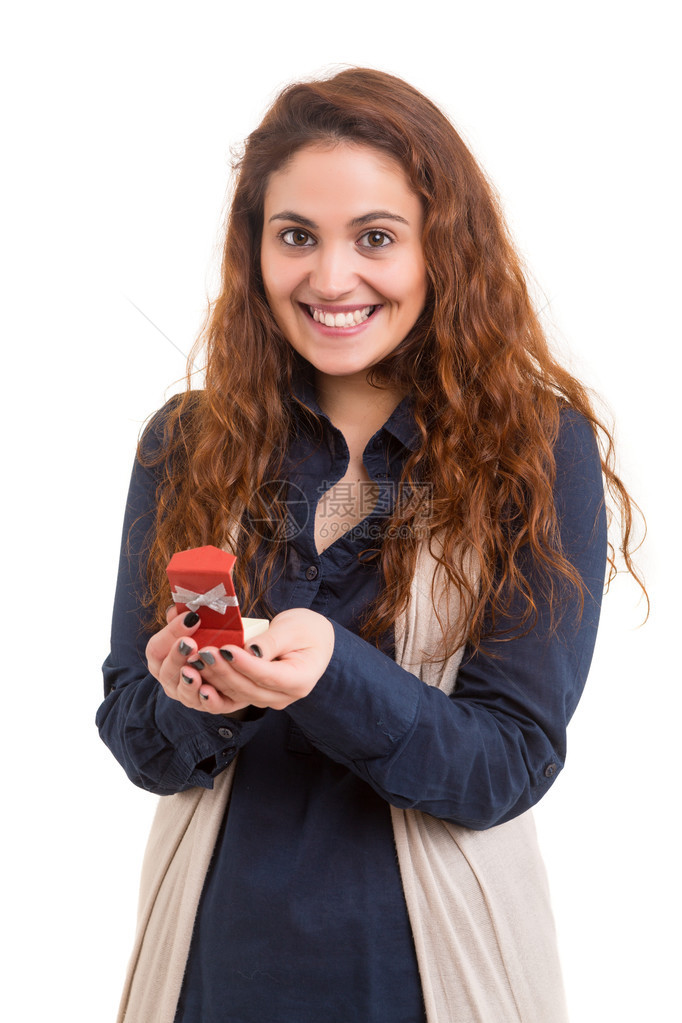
[138,67,646,655]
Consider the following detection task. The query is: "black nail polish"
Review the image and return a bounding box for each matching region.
[188,658,205,670]
[199,650,215,666]
[183,611,200,627]
[249,644,263,658]
[181,672,193,685]
[179,640,193,656]
[199,692,209,701]
[220,648,234,662]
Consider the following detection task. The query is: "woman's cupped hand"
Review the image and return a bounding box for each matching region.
[145,607,335,715]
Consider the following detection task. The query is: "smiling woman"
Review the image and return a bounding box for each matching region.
[97,67,645,1023]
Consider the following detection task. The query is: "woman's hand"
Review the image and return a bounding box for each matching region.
[146,607,335,716]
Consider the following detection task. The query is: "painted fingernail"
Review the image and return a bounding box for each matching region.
[199,650,215,666]
[249,644,263,658]
[181,672,193,685]
[220,648,234,662]
[188,658,205,670]
[184,611,200,627]
[179,640,193,656]
[199,691,209,701]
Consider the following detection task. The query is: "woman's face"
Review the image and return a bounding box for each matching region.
[260,143,427,386]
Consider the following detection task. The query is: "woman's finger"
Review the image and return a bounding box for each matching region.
[146,610,202,677]
[164,663,202,705]
[194,681,251,715]
[165,604,181,624]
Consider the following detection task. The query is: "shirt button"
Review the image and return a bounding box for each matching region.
[218,727,233,740]
[305,565,318,581]
[544,763,557,778]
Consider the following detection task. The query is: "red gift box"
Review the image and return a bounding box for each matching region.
[166,545,246,649]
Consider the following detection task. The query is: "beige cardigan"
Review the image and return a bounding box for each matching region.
[117,541,568,1022]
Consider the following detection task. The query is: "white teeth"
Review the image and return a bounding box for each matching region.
[309,305,374,327]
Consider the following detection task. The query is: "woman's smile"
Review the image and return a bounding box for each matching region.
[260,143,427,385]
[305,302,377,328]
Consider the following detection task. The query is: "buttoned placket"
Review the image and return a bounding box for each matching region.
[292,427,402,600]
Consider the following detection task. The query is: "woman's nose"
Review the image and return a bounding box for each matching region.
[308,244,358,298]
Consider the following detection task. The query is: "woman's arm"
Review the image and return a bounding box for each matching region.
[291,409,607,827]
[96,438,265,796]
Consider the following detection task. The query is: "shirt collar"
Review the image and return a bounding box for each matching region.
[382,395,419,452]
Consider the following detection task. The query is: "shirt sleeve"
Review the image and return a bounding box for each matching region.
[95,414,265,796]
[286,409,607,829]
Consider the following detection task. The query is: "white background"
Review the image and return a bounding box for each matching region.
[2,1,679,1019]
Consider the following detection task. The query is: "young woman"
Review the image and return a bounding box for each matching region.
[98,68,644,1023]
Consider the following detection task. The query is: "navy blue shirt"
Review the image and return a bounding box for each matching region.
[97,383,607,1023]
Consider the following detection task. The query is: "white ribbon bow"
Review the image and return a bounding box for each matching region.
[172,582,238,615]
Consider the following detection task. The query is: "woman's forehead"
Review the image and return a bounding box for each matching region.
[263,143,421,222]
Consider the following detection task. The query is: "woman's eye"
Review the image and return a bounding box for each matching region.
[359,230,392,249]
[281,229,314,247]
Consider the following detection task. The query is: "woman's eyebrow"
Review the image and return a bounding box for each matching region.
[267,209,410,228]
[349,210,409,227]
[268,211,317,228]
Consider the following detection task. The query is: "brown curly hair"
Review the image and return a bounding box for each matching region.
[138,67,646,655]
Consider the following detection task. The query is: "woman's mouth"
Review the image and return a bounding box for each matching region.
[304,304,378,328]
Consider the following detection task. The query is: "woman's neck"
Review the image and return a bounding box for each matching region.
[315,372,406,450]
